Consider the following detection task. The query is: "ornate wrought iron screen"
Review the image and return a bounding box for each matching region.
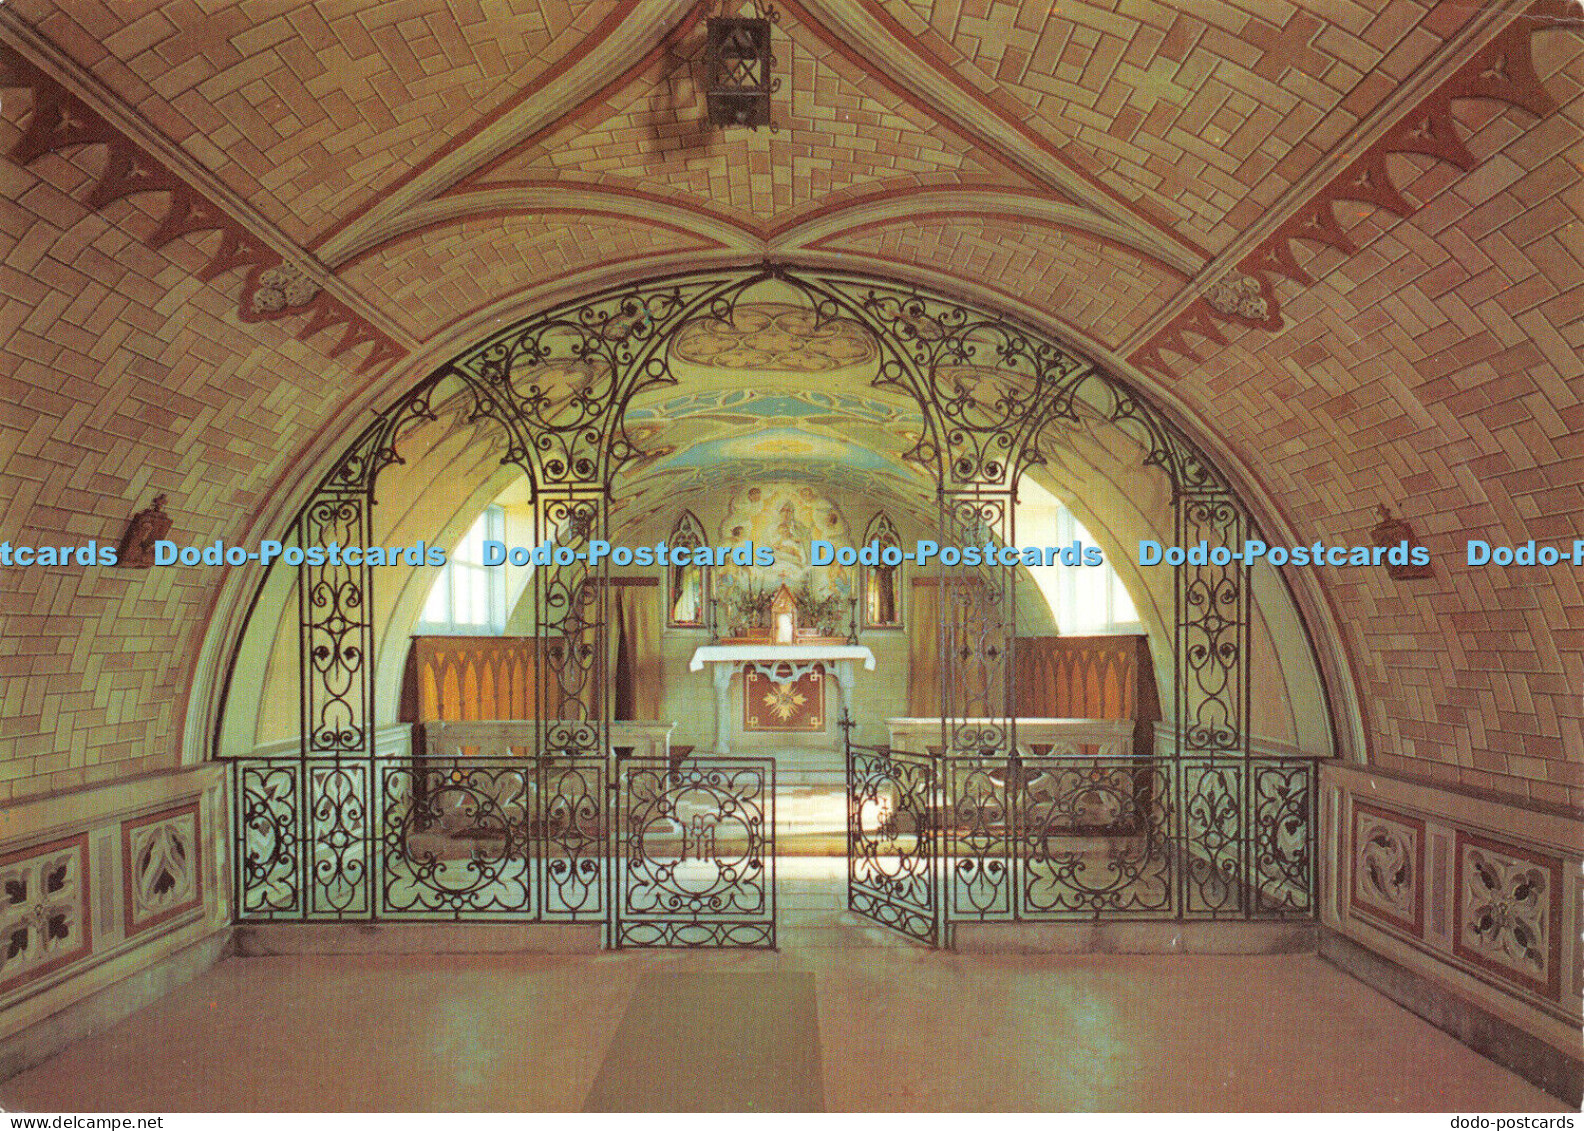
[844,732,1315,944]
[232,753,607,922]
[220,263,1318,945]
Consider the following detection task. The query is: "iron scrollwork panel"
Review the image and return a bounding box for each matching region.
[943,755,1012,922]
[299,497,374,758]
[306,762,370,917]
[846,744,940,945]
[1175,495,1249,757]
[540,757,606,920]
[1179,759,1245,916]
[377,762,535,920]
[847,278,1090,489]
[453,279,727,491]
[1250,758,1314,917]
[939,494,1015,756]
[231,265,1318,941]
[235,761,301,919]
[1016,759,1173,918]
[614,758,775,948]
[537,496,607,761]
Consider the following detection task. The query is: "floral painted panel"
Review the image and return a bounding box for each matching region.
[0,834,91,993]
[121,803,203,937]
[1453,831,1562,1001]
[1350,803,1423,938]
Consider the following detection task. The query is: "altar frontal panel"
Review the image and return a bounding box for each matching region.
[743,666,825,732]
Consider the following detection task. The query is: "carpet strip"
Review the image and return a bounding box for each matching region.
[582,971,824,1111]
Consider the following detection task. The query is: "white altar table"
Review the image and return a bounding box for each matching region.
[689,644,877,754]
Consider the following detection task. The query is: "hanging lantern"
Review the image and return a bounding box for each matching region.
[705,16,772,128]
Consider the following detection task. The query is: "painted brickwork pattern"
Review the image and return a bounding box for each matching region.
[0,88,365,804]
[1166,32,1583,806]
[886,0,1479,251]
[469,6,1032,230]
[340,212,715,341]
[813,213,1187,351]
[6,0,622,244]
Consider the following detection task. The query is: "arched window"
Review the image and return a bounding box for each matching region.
[1016,483,1142,635]
[417,505,507,634]
[862,511,903,628]
[667,510,709,627]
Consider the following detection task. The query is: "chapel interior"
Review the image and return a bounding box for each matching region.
[0,0,1579,1112]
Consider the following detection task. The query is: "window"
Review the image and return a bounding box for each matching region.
[1018,485,1142,635]
[417,505,507,634]
[1046,505,1140,634]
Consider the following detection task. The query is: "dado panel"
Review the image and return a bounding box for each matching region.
[0,766,229,1052]
[1323,762,1581,1062]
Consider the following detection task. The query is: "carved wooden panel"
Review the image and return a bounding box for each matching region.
[1013,635,1159,720]
[402,636,539,721]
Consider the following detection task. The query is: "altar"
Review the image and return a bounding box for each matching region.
[689,644,877,754]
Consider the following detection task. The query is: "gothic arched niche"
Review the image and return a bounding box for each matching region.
[861,511,903,630]
[666,510,709,627]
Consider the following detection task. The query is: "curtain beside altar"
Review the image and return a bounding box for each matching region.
[606,577,662,720]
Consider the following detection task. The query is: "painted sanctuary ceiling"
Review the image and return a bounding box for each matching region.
[613,301,934,535]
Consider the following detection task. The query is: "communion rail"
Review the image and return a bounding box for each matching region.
[229,721,660,923]
[846,723,1317,945]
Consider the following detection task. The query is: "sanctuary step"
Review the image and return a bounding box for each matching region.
[726,742,846,789]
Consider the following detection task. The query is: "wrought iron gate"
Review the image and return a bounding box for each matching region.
[611,757,776,948]
[846,743,942,946]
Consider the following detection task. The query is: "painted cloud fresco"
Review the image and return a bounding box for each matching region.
[613,384,934,536]
[715,481,854,607]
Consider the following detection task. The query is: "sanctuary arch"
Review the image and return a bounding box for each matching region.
[212,264,1335,947]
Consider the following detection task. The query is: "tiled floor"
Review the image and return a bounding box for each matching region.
[1,859,1567,1112]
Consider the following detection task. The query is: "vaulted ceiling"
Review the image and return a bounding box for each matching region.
[2,0,1560,377]
[0,1,1579,799]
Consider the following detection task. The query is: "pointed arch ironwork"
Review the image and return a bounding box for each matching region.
[221,263,1287,930]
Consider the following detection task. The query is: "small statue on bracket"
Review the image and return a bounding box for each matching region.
[1371,504,1434,580]
[115,494,172,568]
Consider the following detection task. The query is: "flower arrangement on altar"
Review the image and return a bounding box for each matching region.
[720,579,848,643]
